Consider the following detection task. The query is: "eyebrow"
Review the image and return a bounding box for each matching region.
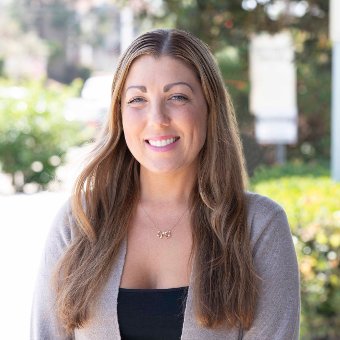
[125,85,147,93]
[125,81,194,95]
[163,82,194,92]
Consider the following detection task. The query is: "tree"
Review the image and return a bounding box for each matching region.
[0,79,88,192]
[0,9,48,80]
[144,0,331,164]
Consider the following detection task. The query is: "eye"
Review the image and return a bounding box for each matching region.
[169,94,189,102]
[127,97,146,105]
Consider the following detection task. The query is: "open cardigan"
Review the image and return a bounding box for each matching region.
[31,192,300,339]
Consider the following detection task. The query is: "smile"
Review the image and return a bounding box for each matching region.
[147,137,179,147]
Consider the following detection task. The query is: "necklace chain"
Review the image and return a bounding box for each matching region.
[141,204,188,239]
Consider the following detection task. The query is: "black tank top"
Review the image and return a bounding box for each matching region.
[117,286,189,340]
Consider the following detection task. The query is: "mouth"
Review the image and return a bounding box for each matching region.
[145,137,180,147]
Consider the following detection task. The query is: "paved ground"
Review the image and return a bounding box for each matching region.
[0,191,69,339]
[0,146,90,339]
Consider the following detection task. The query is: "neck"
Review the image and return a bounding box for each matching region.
[139,167,196,208]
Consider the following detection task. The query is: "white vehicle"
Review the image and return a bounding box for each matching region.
[63,75,113,126]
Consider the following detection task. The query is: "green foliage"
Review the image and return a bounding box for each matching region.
[251,161,330,183]
[215,46,253,129]
[0,58,4,77]
[291,30,331,163]
[0,78,89,191]
[145,0,331,163]
[251,163,340,339]
[157,1,329,52]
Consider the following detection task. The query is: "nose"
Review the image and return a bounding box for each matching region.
[148,100,170,127]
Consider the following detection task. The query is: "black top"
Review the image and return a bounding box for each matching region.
[117,286,189,340]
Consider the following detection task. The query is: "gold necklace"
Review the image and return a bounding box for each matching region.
[141,204,188,239]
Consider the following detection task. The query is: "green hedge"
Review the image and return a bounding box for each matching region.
[251,163,340,339]
[0,78,90,191]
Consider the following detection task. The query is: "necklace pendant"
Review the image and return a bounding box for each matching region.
[157,230,172,239]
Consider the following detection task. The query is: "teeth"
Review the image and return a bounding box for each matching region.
[148,137,177,147]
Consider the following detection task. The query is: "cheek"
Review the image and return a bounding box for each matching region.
[122,115,130,142]
[190,109,208,144]
[122,109,131,128]
[197,119,208,147]
[122,112,140,155]
[122,111,141,138]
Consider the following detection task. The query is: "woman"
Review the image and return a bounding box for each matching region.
[31,29,300,339]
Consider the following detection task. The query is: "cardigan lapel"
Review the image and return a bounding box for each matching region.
[75,239,241,339]
[181,274,241,339]
[75,238,127,339]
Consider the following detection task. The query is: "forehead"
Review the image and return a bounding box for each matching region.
[123,55,200,87]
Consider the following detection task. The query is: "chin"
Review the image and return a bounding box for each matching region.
[140,160,196,176]
[143,165,181,174]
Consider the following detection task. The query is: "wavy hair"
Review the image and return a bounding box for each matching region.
[54,28,258,333]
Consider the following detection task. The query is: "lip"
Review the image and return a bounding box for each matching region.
[144,135,179,141]
[144,135,180,152]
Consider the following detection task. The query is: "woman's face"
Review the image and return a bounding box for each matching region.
[121,55,208,175]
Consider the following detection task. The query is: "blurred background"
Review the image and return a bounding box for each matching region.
[0,0,339,339]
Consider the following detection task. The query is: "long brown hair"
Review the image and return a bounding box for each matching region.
[54,28,258,333]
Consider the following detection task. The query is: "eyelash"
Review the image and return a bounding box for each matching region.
[170,94,188,102]
[127,97,145,104]
[127,94,188,105]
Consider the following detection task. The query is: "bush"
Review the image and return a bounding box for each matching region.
[251,163,340,340]
[0,78,90,192]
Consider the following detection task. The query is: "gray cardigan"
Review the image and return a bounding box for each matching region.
[31,192,300,339]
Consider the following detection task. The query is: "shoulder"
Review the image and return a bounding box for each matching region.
[31,198,76,339]
[242,195,300,339]
[43,197,76,262]
[245,191,289,248]
[245,191,284,218]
